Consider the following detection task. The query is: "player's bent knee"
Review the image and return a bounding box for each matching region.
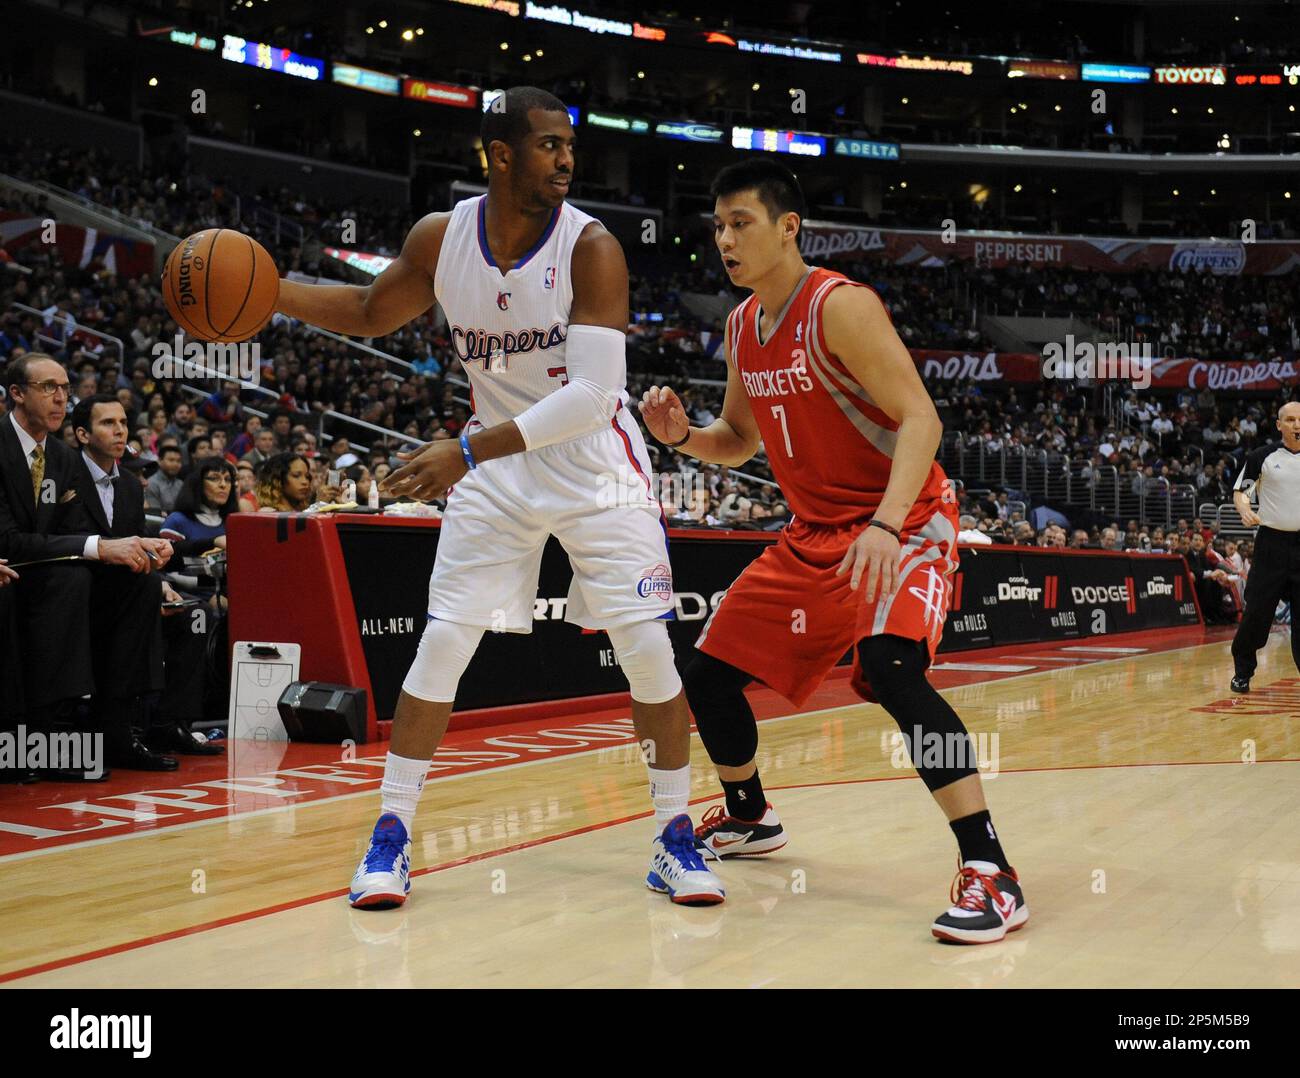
[402,617,485,702]
[683,650,757,767]
[606,619,681,704]
[857,634,928,703]
[858,634,977,792]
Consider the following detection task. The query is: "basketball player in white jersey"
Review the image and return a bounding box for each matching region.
[274,86,723,908]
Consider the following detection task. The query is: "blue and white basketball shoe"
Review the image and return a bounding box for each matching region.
[646,814,726,905]
[348,813,412,910]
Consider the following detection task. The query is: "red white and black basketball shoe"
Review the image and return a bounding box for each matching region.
[693,802,787,861]
[931,860,1029,944]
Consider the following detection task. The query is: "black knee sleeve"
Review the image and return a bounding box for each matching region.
[682,650,757,768]
[857,634,978,793]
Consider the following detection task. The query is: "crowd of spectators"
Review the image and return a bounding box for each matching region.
[4,141,1299,551]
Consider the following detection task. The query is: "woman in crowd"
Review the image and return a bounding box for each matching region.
[255,452,314,512]
[159,458,239,562]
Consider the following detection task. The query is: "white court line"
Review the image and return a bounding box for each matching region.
[1016,656,1095,663]
[1060,646,1149,654]
[0,636,1229,864]
[931,662,1039,673]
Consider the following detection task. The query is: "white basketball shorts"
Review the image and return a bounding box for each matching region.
[427,405,674,633]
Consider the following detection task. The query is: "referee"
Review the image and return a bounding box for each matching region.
[1229,401,1300,693]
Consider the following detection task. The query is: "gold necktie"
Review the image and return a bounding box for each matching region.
[30,445,44,502]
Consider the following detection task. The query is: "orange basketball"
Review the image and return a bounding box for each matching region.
[163,229,279,342]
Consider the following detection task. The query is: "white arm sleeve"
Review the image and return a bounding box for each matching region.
[512,324,627,451]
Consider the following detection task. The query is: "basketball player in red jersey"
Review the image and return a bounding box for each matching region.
[640,160,1027,943]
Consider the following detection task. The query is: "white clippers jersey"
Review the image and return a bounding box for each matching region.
[434,194,625,429]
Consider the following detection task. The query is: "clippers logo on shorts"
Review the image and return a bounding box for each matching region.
[636,564,673,602]
[543,266,556,289]
[496,291,511,310]
[449,321,567,367]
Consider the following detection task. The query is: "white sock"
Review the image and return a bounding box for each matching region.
[380,751,429,834]
[647,763,691,833]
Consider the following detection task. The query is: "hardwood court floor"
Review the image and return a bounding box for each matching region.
[2,626,1298,988]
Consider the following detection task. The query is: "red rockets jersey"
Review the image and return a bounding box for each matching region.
[726,265,953,529]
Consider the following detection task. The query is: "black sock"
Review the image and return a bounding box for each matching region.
[721,772,766,821]
[949,810,1011,873]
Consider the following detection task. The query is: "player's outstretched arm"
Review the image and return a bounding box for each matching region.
[639,319,761,467]
[275,212,447,338]
[823,285,943,533]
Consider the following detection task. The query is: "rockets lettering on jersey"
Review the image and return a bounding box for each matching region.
[727,265,953,529]
[433,195,624,428]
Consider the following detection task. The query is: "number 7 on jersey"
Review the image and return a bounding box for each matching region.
[770,404,794,457]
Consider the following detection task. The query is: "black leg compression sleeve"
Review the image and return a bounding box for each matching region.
[857,634,978,793]
[682,650,757,768]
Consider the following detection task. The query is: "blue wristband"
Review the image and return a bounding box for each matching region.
[459,432,477,470]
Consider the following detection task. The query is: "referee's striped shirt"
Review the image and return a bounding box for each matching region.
[1234,441,1300,531]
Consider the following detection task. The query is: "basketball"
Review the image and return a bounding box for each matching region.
[163,228,279,342]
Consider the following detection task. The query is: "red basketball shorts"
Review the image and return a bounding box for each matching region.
[695,508,959,708]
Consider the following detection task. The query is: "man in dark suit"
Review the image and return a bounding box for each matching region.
[0,355,174,779]
[70,394,220,759]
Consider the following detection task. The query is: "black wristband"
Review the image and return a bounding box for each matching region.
[665,427,694,449]
[868,518,901,540]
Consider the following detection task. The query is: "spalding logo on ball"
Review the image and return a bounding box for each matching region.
[163,229,280,342]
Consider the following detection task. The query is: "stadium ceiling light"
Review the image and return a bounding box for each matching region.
[677,163,685,170]
[1051,186,1057,194]
[378,19,388,29]
[365,26,374,34]
[752,82,760,91]
[402,29,414,41]
[1207,107,1214,114]
[1291,105,1297,112]
[535,48,542,55]
[148,77,158,87]
[413,129,422,137]
[900,180,908,188]
[1013,183,1022,192]
[1018,102,1027,109]
[1054,104,1061,112]
[500,42,508,49]
[1170,107,1178,115]
[523,53,532,61]
[1172,189,1179,196]
[1287,191,1293,199]
[1009,107,1017,114]
[1210,188,1217,195]
[417,28,425,36]
[637,70,645,78]
[901,96,909,104]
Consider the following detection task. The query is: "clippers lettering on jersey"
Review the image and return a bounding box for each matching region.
[450,322,567,369]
